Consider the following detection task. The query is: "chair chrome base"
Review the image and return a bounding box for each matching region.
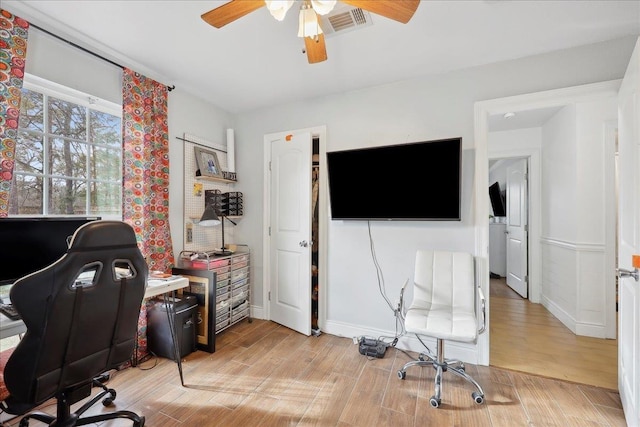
[15,378,145,427]
[397,337,485,408]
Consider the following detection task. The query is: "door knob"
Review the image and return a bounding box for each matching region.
[299,240,309,247]
[618,267,639,282]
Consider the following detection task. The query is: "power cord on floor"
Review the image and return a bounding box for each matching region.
[361,221,409,351]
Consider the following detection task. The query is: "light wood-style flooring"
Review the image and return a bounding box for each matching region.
[489,277,618,390]
[1,318,626,426]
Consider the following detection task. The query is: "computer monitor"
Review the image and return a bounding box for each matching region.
[0,217,100,286]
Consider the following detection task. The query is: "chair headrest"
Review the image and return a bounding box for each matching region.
[68,220,138,251]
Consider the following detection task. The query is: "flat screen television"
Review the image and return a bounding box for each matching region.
[326,138,462,221]
[0,216,100,285]
[489,182,506,217]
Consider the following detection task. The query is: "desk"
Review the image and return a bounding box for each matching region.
[1,276,189,384]
[0,315,26,340]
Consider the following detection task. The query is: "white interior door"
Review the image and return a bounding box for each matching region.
[617,37,640,427]
[269,132,312,336]
[506,159,528,298]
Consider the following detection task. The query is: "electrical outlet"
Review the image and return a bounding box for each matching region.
[186,223,193,243]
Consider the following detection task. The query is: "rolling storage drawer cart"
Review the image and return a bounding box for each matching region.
[174,247,251,351]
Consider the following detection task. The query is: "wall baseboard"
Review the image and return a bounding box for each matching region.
[322,319,481,364]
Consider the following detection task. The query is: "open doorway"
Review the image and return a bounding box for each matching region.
[477,82,619,389]
[489,157,529,298]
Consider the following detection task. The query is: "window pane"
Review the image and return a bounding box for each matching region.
[91,145,121,181]
[49,97,86,139]
[90,182,121,216]
[11,174,43,215]
[49,178,86,215]
[50,138,88,178]
[90,110,121,147]
[14,131,43,174]
[19,88,44,132]
[12,78,122,216]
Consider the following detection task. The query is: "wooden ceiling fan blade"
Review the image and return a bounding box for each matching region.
[305,34,328,64]
[341,0,420,24]
[201,0,265,28]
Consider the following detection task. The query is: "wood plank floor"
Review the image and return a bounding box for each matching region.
[489,278,618,390]
[1,318,626,426]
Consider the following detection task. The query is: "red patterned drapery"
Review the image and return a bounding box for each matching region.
[122,68,174,273]
[0,10,29,217]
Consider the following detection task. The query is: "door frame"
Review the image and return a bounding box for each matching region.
[491,154,536,300]
[262,125,328,329]
[474,80,621,364]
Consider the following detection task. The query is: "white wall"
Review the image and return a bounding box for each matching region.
[540,98,617,338]
[166,91,235,259]
[233,36,636,353]
[25,27,122,104]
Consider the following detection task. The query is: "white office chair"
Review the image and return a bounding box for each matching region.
[397,250,486,408]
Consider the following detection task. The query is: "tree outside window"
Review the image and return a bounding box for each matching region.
[9,77,122,218]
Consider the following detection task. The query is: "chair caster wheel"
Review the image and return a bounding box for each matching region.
[472,391,484,404]
[19,419,29,427]
[429,396,441,408]
[397,370,406,380]
[103,389,116,406]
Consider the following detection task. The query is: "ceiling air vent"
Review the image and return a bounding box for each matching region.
[320,5,373,37]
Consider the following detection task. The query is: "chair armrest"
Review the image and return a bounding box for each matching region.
[477,286,486,334]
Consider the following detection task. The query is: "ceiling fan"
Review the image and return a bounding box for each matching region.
[201,0,420,64]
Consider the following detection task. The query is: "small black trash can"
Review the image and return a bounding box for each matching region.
[147,295,198,361]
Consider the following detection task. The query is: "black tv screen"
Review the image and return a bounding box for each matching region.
[326,138,462,221]
[489,182,506,217]
[0,216,100,285]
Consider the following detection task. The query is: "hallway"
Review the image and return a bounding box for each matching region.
[489,278,618,389]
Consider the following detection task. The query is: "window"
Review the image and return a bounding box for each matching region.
[9,74,122,218]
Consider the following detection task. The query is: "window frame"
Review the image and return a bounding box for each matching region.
[14,73,123,219]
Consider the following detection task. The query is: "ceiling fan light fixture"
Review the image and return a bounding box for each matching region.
[298,4,323,38]
[310,0,337,15]
[265,0,295,21]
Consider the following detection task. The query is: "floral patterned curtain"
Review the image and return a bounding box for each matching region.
[122,68,174,273]
[0,10,29,217]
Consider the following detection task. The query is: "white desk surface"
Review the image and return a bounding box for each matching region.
[0,275,189,340]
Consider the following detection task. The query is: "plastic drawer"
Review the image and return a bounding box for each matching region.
[208,258,230,269]
[216,305,229,317]
[216,272,230,282]
[231,289,248,307]
[215,298,229,312]
[231,308,249,324]
[231,267,249,283]
[215,318,230,332]
[218,290,230,301]
[216,285,230,296]
[232,283,249,298]
[232,278,248,289]
[213,265,231,275]
[231,253,249,265]
[216,310,230,324]
[216,278,230,289]
[232,260,248,270]
[232,300,249,315]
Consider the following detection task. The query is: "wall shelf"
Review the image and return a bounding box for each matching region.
[195,175,237,184]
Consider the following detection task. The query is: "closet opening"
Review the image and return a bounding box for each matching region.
[312,136,320,335]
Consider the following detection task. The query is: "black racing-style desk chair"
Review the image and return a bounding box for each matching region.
[1,220,147,426]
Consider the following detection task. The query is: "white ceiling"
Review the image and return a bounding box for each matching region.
[4,1,639,114]
[488,106,564,132]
